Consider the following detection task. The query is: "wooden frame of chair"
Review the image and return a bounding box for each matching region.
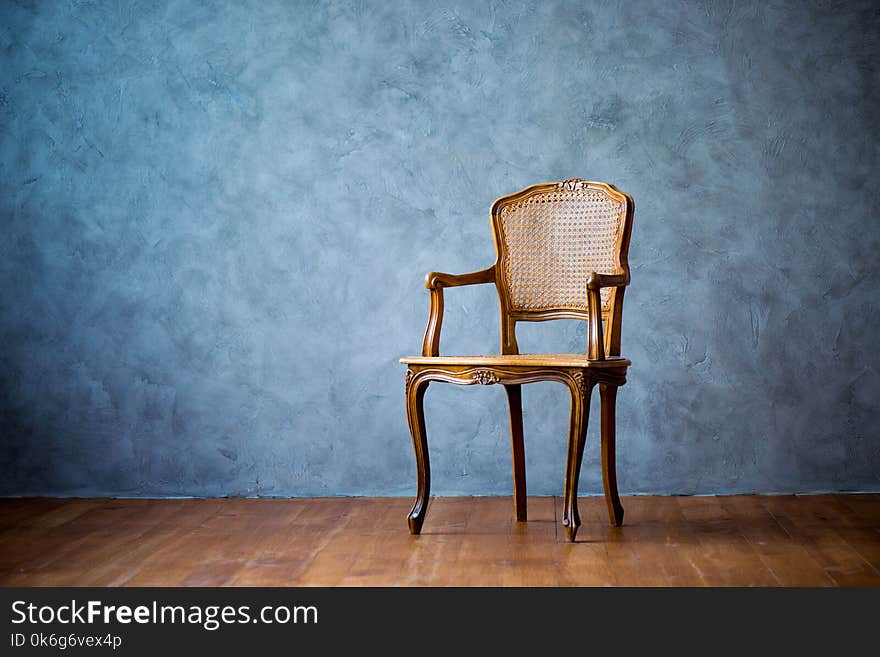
[400,179,635,542]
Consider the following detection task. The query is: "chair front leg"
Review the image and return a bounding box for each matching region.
[406,375,430,534]
[504,384,527,522]
[600,382,624,526]
[562,377,594,542]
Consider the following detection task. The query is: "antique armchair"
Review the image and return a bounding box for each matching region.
[400,179,634,542]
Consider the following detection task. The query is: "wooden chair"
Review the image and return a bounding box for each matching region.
[400,179,634,542]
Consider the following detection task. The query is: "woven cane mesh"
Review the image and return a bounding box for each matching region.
[497,184,625,315]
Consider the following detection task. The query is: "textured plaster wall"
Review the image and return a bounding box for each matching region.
[1,1,878,497]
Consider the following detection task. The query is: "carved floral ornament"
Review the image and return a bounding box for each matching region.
[558,178,588,191]
[472,369,499,385]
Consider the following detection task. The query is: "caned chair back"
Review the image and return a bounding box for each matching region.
[490,179,634,355]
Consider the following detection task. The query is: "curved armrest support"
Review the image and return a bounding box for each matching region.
[425,266,496,290]
[421,266,496,356]
[586,271,630,361]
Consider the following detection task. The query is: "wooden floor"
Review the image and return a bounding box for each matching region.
[1,495,878,586]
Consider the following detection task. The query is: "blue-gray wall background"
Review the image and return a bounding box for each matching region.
[1,0,878,497]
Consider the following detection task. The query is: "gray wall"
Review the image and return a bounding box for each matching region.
[1,0,878,497]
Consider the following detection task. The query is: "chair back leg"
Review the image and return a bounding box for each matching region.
[505,384,527,522]
[600,382,625,527]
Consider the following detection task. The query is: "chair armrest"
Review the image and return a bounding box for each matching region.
[586,272,629,290]
[421,266,496,356]
[425,266,496,289]
[586,271,630,361]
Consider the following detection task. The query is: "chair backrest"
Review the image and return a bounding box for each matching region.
[490,179,634,356]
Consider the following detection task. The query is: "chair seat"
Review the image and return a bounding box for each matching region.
[399,354,630,368]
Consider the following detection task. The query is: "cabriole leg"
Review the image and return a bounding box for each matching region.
[406,377,430,534]
[563,379,593,542]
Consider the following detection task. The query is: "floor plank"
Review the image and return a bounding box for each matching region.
[0,495,877,587]
[759,495,880,587]
[717,496,834,586]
